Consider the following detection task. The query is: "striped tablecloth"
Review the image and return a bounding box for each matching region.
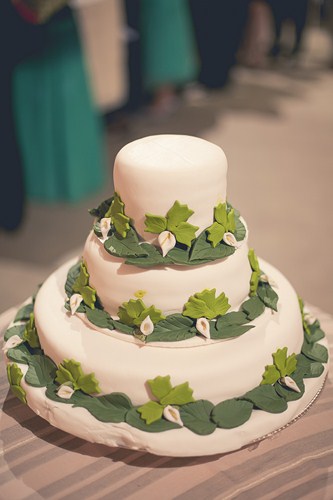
[1,306,333,499]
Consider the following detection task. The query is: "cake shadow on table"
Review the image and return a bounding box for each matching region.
[2,135,329,458]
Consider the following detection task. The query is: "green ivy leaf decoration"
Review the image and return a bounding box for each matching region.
[211,323,254,340]
[23,313,40,349]
[241,385,288,413]
[126,408,180,432]
[212,399,253,429]
[144,201,199,248]
[275,375,305,402]
[104,228,149,258]
[105,192,130,238]
[89,197,113,219]
[248,248,261,296]
[117,298,165,327]
[73,393,133,423]
[241,296,266,321]
[24,355,57,387]
[14,302,34,322]
[298,296,311,335]
[125,242,173,267]
[4,324,25,342]
[296,354,325,379]
[190,230,235,262]
[179,400,217,435]
[301,341,328,363]
[55,359,101,395]
[261,347,297,385]
[206,203,235,247]
[159,382,195,406]
[138,401,164,424]
[65,261,81,298]
[146,314,195,343]
[183,288,230,320]
[257,283,278,311]
[304,321,325,344]
[148,375,173,400]
[72,261,97,310]
[6,344,32,364]
[7,363,27,404]
[85,307,114,330]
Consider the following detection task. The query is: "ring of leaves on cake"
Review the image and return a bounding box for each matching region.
[89,195,247,268]
[63,248,279,343]
[4,298,328,436]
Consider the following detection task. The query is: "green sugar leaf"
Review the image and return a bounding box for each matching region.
[7,362,24,386]
[227,208,236,232]
[112,320,135,335]
[248,248,260,272]
[211,323,254,340]
[275,376,305,402]
[172,222,199,247]
[72,262,97,309]
[306,322,325,344]
[4,324,25,342]
[89,197,113,219]
[180,400,216,435]
[257,283,279,311]
[250,270,260,296]
[108,193,130,238]
[56,359,101,394]
[85,307,114,329]
[183,289,230,320]
[65,261,81,298]
[301,342,328,363]
[285,353,298,376]
[118,299,145,326]
[147,375,173,401]
[160,382,195,406]
[242,296,266,320]
[126,408,180,432]
[167,246,192,264]
[261,364,281,385]
[73,393,133,423]
[234,215,247,241]
[23,313,40,349]
[24,355,57,387]
[166,201,194,231]
[242,385,288,413]
[216,311,249,328]
[206,221,226,247]
[10,384,27,404]
[212,399,253,428]
[146,314,195,343]
[272,347,288,377]
[125,243,173,267]
[190,231,235,262]
[104,229,149,258]
[80,286,97,310]
[45,384,87,405]
[14,302,34,322]
[6,344,32,364]
[107,192,123,218]
[138,401,164,424]
[144,214,167,234]
[214,203,228,227]
[140,305,166,325]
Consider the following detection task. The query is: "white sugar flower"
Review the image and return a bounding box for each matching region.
[57,383,75,399]
[140,315,154,336]
[100,217,111,241]
[223,232,239,248]
[260,274,278,288]
[303,307,316,325]
[69,294,83,315]
[196,317,210,339]
[2,335,23,354]
[163,405,184,426]
[280,376,301,393]
[158,231,176,257]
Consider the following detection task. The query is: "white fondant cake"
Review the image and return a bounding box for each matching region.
[3,135,329,457]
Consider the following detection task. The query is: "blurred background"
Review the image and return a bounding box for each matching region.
[0,0,332,314]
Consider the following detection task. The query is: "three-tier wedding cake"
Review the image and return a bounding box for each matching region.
[4,135,329,457]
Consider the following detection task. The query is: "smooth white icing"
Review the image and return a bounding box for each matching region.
[83,230,252,317]
[113,135,228,242]
[34,258,304,406]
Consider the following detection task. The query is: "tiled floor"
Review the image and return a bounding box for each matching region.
[1,27,332,314]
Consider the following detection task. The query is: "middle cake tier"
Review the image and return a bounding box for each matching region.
[83,229,252,317]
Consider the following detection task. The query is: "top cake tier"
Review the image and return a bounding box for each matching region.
[113,135,227,243]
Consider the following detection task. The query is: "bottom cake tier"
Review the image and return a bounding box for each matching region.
[3,259,329,457]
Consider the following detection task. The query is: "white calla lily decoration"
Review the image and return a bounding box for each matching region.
[140,315,154,336]
[163,405,184,426]
[57,383,75,400]
[2,335,23,354]
[100,217,112,241]
[280,376,301,393]
[222,232,239,248]
[158,230,176,257]
[70,293,83,315]
[196,317,210,339]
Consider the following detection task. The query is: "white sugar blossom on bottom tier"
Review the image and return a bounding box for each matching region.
[280,376,301,393]
[196,317,210,339]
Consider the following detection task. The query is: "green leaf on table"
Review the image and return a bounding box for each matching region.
[55,359,101,394]
[14,302,34,322]
[126,408,180,432]
[72,261,97,309]
[104,228,149,258]
[301,342,328,363]
[138,401,164,424]
[257,283,278,311]
[146,314,195,343]
[89,197,113,219]
[183,288,230,320]
[25,355,57,387]
[212,399,253,428]
[73,393,133,423]
[22,313,40,349]
[180,400,216,435]
[241,385,288,413]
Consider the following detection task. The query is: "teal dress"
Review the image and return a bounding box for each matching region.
[141,0,197,90]
[13,11,105,202]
